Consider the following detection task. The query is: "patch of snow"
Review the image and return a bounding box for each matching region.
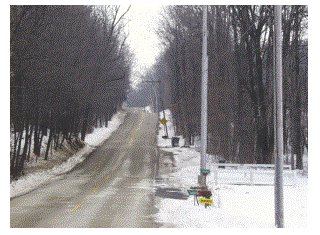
[121,101,128,110]
[10,145,92,199]
[155,109,308,228]
[10,110,127,199]
[156,164,307,228]
[84,110,126,146]
[144,106,152,113]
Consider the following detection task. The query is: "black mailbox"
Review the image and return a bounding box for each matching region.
[172,137,180,147]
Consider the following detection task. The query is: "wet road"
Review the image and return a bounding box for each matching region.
[10,108,162,228]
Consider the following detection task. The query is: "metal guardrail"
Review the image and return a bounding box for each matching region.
[212,163,292,170]
[211,163,296,187]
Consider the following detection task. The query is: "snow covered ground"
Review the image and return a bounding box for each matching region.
[155,109,308,228]
[144,105,153,113]
[10,110,127,199]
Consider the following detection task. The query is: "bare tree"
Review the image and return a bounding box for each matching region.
[156,5,307,166]
[10,5,132,180]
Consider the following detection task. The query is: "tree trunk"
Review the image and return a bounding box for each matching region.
[293,92,303,169]
[16,116,31,177]
[33,119,40,156]
[292,6,303,170]
[27,125,34,162]
[44,128,54,160]
[81,104,90,141]
[54,131,60,150]
[11,131,22,178]
[178,42,190,146]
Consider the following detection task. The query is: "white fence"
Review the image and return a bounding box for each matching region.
[211,163,297,187]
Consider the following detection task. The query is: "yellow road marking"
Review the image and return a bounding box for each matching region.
[136,114,144,129]
[89,113,145,195]
[128,138,134,146]
[72,203,82,211]
[128,114,144,146]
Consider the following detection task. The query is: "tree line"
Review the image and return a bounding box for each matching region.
[10,5,132,179]
[154,5,307,169]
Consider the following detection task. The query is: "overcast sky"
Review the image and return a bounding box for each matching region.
[118,6,163,87]
[125,6,162,67]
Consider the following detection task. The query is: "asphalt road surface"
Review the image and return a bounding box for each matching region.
[10,108,162,228]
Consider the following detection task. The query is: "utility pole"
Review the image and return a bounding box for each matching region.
[274,5,284,228]
[142,80,169,136]
[161,97,169,137]
[142,80,161,113]
[154,85,158,113]
[200,5,209,186]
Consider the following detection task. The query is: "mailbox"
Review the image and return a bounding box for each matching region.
[172,137,180,147]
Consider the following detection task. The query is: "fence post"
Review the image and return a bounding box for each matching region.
[217,188,221,208]
[214,166,218,186]
[293,170,296,187]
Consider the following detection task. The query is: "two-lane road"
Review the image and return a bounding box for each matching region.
[10,108,162,228]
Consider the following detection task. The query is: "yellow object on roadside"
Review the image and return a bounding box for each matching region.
[199,198,213,204]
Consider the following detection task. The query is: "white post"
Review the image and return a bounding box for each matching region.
[274,5,285,228]
[217,188,221,208]
[214,167,218,186]
[250,168,254,186]
[200,5,208,185]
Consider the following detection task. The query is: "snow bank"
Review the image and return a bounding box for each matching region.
[84,110,126,146]
[10,145,92,199]
[155,109,308,228]
[10,110,127,199]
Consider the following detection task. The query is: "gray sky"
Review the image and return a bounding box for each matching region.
[125,6,162,66]
[122,6,163,87]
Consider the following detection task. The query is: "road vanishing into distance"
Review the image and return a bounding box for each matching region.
[11,108,164,228]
